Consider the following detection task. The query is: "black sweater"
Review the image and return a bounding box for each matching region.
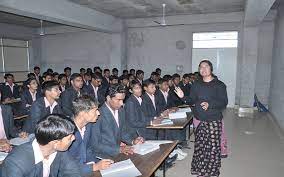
[182,78,228,121]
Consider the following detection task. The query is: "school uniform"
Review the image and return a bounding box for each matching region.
[60,87,84,117]
[1,140,81,177]
[90,103,134,158]
[169,86,183,107]
[23,97,62,133]
[101,77,109,90]
[0,105,18,139]
[155,89,173,112]
[82,84,106,106]
[179,81,191,97]
[1,83,20,101]
[20,89,42,115]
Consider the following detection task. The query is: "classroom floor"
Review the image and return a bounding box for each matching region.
[156,108,284,177]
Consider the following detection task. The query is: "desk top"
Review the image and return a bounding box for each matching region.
[93,141,178,177]
[146,114,193,129]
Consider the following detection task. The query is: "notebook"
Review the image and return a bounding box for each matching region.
[0,152,8,161]
[169,112,187,119]
[177,107,191,113]
[100,159,141,177]
[133,141,160,155]
[9,134,35,146]
[151,119,173,126]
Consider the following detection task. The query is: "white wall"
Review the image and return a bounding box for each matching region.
[270,4,284,130]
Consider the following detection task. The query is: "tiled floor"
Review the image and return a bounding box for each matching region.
[157,108,284,177]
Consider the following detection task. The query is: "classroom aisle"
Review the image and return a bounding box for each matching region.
[158,108,284,177]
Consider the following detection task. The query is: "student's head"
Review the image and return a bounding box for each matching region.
[136,70,144,80]
[47,68,53,74]
[80,68,86,76]
[91,72,103,87]
[163,75,173,87]
[128,74,135,82]
[35,114,75,151]
[120,75,129,87]
[122,70,128,76]
[130,80,142,97]
[86,68,93,74]
[112,68,119,76]
[4,73,14,84]
[150,72,159,82]
[52,72,59,81]
[27,73,36,79]
[106,84,126,110]
[155,68,161,75]
[42,72,53,82]
[64,67,72,77]
[26,78,38,91]
[109,75,119,85]
[143,79,156,95]
[199,60,213,78]
[42,81,61,99]
[70,73,83,89]
[72,95,100,123]
[84,72,92,82]
[172,73,181,86]
[93,66,102,74]
[58,74,67,86]
[34,66,40,75]
[103,69,110,78]
[158,78,169,92]
[182,74,190,85]
[130,69,135,75]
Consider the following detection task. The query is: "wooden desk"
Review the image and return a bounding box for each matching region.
[93,141,178,177]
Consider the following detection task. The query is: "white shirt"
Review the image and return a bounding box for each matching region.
[60,85,65,92]
[146,93,156,110]
[0,106,7,139]
[5,82,14,94]
[91,84,99,99]
[44,97,58,114]
[134,95,142,105]
[106,103,119,127]
[30,90,37,102]
[76,125,86,139]
[160,89,169,104]
[32,140,57,177]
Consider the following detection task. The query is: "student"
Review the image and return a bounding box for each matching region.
[21,78,42,114]
[179,74,191,97]
[125,80,161,140]
[112,68,119,77]
[23,81,62,133]
[1,73,20,102]
[52,72,59,82]
[46,68,54,74]
[68,95,113,175]
[91,84,144,158]
[42,72,53,83]
[64,67,72,87]
[119,70,128,80]
[145,72,159,84]
[80,68,86,77]
[61,73,84,117]
[58,74,68,92]
[34,66,43,84]
[155,78,173,111]
[120,75,130,102]
[155,68,162,76]
[93,66,102,74]
[102,69,110,90]
[83,72,106,106]
[169,73,183,106]
[129,69,135,76]
[1,114,81,177]
[128,74,135,83]
[83,72,91,88]
[136,70,144,85]
[86,68,93,74]
[109,75,119,85]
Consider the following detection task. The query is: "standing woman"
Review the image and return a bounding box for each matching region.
[175,60,228,177]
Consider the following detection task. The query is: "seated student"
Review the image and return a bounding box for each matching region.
[136,70,144,85]
[102,69,110,90]
[155,68,162,76]
[83,72,106,106]
[86,68,93,74]
[109,75,119,85]
[155,78,175,112]
[125,80,161,140]
[112,68,119,77]
[21,78,42,114]
[58,74,68,92]
[128,74,135,83]
[169,73,183,106]
[129,69,135,76]
[52,72,59,82]
[1,114,81,177]
[61,73,84,117]
[1,73,20,102]
[34,66,43,85]
[119,70,128,81]
[93,66,102,74]
[119,75,130,102]
[23,81,62,133]
[179,73,191,97]
[64,67,72,87]
[91,84,144,158]
[80,68,86,78]
[42,72,53,83]
[68,95,113,175]
[144,72,159,85]
[83,72,91,88]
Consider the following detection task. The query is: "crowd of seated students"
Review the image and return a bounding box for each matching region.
[0,66,198,176]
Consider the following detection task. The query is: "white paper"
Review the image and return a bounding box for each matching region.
[100,159,141,177]
[133,141,160,155]
[0,152,8,161]
[9,134,35,146]
[169,112,187,119]
[145,140,174,145]
[177,107,191,113]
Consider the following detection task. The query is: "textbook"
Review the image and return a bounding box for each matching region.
[100,159,141,177]
[169,112,187,119]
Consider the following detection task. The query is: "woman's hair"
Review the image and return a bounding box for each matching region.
[199,59,213,72]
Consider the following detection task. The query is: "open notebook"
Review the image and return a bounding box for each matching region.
[100,159,141,177]
[133,140,174,155]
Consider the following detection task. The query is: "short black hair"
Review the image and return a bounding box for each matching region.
[52,72,59,77]
[80,68,86,72]
[182,73,190,79]
[34,66,40,70]
[42,80,59,94]
[4,73,14,79]
[172,73,180,79]
[70,73,82,81]
[112,68,118,72]
[64,67,71,72]
[93,66,102,73]
[143,79,156,88]
[42,72,53,79]
[136,70,144,76]
[47,68,53,74]
[86,68,93,73]
[27,73,36,79]
[35,114,75,145]
[25,77,37,86]
[72,95,99,117]
[109,75,118,81]
[104,69,110,73]
[158,78,168,85]
[129,80,141,90]
[120,74,129,81]
[151,72,159,76]
[58,74,67,80]
[155,68,161,72]
[123,70,128,74]
[163,75,172,81]
[91,72,103,80]
[106,84,126,98]
[130,69,135,72]
[199,59,213,72]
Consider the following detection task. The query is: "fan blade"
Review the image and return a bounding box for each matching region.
[153,20,161,24]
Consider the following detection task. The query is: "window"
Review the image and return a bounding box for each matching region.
[193,31,238,48]
[0,38,30,82]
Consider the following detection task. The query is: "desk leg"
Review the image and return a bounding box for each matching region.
[156,130,159,140]
[163,161,166,177]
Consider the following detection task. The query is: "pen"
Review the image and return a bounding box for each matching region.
[96,156,103,160]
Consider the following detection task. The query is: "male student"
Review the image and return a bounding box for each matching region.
[82,72,91,88]
[61,73,84,117]
[169,73,183,106]
[42,72,53,83]
[109,75,119,85]
[34,66,43,85]
[179,73,191,97]
[155,78,174,112]
[64,67,72,87]
[68,95,113,175]
[21,78,42,114]
[101,69,110,90]
[136,70,144,85]
[91,84,144,158]
[1,114,81,177]
[112,68,119,77]
[58,74,68,92]
[80,68,86,77]
[83,72,106,106]
[1,73,20,102]
[23,81,62,133]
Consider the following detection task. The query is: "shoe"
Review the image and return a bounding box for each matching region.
[166,154,178,164]
[176,148,188,156]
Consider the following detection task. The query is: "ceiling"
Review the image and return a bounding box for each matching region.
[0,11,60,28]
[69,0,245,18]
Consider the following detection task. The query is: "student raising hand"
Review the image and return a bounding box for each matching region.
[174,87,184,98]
